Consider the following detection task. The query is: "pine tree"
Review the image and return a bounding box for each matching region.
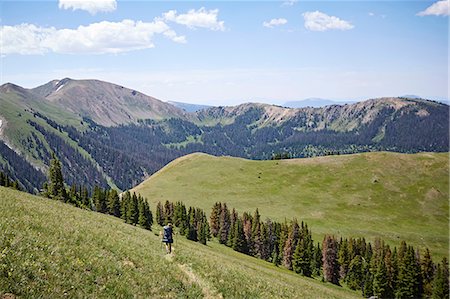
[384,246,395,298]
[251,208,262,257]
[293,237,312,277]
[138,197,147,228]
[156,201,164,226]
[373,258,389,298]
[108,189,121,217]
[432,258,449,299]
[283,219,299,270]
[186,207,197,241]
[164,200,174,224]
[396,245,421,298]
[218,203,230,244]
[346,255,364,290]
[93,186,107,213]
[227,208,238,247]
[210,202,222,237]
[198,214,209,245]
[143,201,153,230]
[81,186,90,208]
[322,235,340,285]
[338,238,350,279]
[421,248,434,297]
[47,154,68,202]
[312,242,322,277]
[232,218,247,253]
[121,191,131,222]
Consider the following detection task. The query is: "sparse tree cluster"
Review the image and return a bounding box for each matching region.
[42,155,153,231]
[0,170,21,191]
[156,200,210,245]
[212,202,449,298]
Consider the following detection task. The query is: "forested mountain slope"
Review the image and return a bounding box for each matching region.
[0,79,448,192]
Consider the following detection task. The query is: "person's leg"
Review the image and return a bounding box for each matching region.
[168,243,172,253]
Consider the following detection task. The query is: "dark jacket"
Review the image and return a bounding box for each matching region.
[162,225,173,243]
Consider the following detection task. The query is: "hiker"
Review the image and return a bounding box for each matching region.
[161,223,174,254]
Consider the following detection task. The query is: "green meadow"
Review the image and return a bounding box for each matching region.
[0,187,359,298]
[133,152,449,259]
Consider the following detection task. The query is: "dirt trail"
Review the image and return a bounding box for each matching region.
[177,263,223,299]
[163,246,222,298]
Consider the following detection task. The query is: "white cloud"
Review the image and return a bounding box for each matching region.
[163,7,225,31]
[263,18,288,28]
[59,0,117,15]
[303,11,354,32]
[368,12,375,17]
[0,19,186,55]
[281,0,298,7]
[417,0,449,16]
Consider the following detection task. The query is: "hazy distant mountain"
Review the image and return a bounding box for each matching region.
[0,79,448,192]
[168,101,212,113]
[283,98,354,108]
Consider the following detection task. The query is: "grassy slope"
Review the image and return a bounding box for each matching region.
[133,152,449,259]
[0,187,358,298]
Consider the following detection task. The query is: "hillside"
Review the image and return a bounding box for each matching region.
[32,78,189,127]
[0,187,359,298]
[132,152,449,258]
[0,79,448,192]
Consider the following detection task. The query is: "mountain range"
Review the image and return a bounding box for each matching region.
[0,78,448,192]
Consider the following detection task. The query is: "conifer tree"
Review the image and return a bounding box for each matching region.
[81,186,90,208]
[138,197,147,228]
[432,258,449,299]
[338,238,350,279]
[156,201,164,225]
[93,186,107,213]
[227,208,238,247]
[121,191,131,222]
[362,266,374,298]
[218,203,230,244]
[47,154,68,202]
[346,255,364,290]
[164,200,174,224]
[384,246,395,298]
[108,189,121,217]
[373,258,389,298]
[293,237,312,277]
[232,218,247,253]
[210,202,222,237]
[283,219,299,270]
[186,207,197,241]
[143,201,153,230]
[251,208,262,257]
[421,248,434,297]
[312,242,322,277]
[322,235,340,285]
[198,214,209,245]
[396,245,421,298]
[130,193,139,225]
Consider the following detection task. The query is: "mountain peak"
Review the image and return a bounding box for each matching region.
[30,78,188,126]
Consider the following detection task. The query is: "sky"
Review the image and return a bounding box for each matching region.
[0,0,448,106]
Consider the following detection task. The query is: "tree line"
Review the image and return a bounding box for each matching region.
[209,202,449,298]
[42,155,153,231]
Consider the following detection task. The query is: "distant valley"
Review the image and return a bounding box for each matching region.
[0,78,448,192]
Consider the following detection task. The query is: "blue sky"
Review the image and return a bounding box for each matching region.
[1,0,448,105]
